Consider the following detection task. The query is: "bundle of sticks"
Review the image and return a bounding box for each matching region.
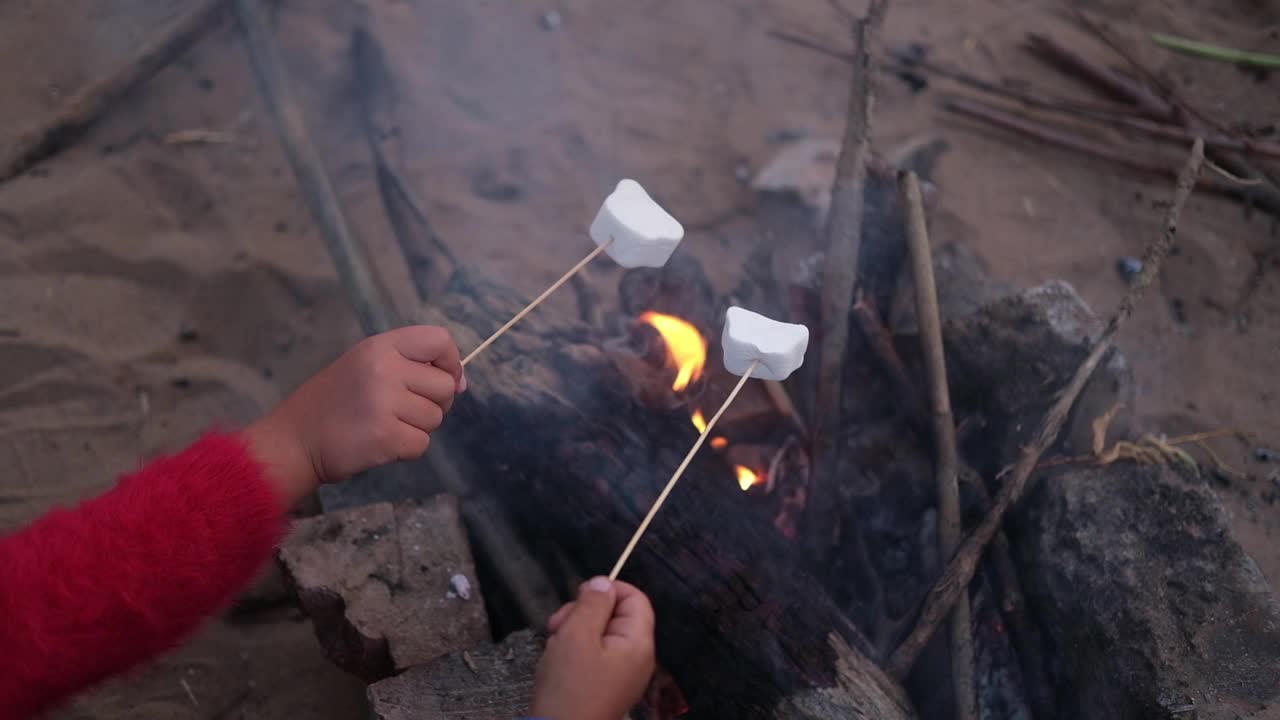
[769,10,1278,216]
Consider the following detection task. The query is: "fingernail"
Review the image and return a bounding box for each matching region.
[458,372,468,393]
[586,576,613,593]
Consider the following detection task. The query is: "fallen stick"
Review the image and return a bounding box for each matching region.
[1025,33,1174,119]
[806,0,888,563]
[609,359,759,580]
[1101,113,1280,161]
[234,0,396,335]
[944,95,1237,196]
[900,170,974,720]
[1044,17,1280,218]
[851,294,927,430]
[350,25,459,305]
[0,0,229,184]
[237,4,560,624]
[888,138,1206,679]
[851,281,1058,717]
[913,53,1280,160]
[768,29,1280,162]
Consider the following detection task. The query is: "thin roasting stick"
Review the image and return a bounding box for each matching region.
[609,359,760,580]
[462,240,612,366]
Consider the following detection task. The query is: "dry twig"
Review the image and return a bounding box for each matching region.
[1060,15,1280,217]
[0,0,229,183]
[1025,33,1173,119]
[944,95,1237,196]
[235,0,395,335]
[900,170,974,720]
[768,28,1280,161]
[888,138,1206,679]
[237,4,558,624]
[851,294,927,430]
[805,0,889,561]
[850,291,1057,716]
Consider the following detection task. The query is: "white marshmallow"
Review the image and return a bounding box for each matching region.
[589,179,684,268]
[721,307,810,381]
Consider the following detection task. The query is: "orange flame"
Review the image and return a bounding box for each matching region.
[691,410,729,450]
[641,311,706,392]
[735,466,761,491]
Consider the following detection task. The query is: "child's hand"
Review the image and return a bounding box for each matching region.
[245,326,464,504]
[530,578,656,720]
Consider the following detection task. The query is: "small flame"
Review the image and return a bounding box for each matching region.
[691,410,729,450]
[736,466,761,491]
[641,311,707,392]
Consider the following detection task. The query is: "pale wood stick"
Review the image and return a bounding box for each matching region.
[901,170,974,720]
[609,359,760,580]
[462,240,611,366]
[887,138,1206,679]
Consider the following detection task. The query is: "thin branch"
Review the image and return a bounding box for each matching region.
[851,294,927,431]
[768,28,1280,161]
[1060,14,1280,217]
[888,138,1207,679]
[804,2,889,561]
[943,95,1241,197]
[351,25,458,305]
[901,171,974,720]
[0,0,229,183]
[1024,32,1174,119]
[236,3,559,624]
[235,0,396,335]
[852,291,1057,716]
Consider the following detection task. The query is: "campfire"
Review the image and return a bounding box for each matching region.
[639,311,766,492]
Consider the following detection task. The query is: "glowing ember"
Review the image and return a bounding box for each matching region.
[691,410,729,450]
[735,466,762,491]
[641,311,706,391]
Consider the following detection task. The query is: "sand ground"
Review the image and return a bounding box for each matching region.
[1,0,1276,717]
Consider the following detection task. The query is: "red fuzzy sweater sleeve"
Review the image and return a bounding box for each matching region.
[0,432,288,719]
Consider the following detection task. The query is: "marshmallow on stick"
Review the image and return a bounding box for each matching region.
[462,179,684,366]
[609,308,809,579]
[721,307,811,381]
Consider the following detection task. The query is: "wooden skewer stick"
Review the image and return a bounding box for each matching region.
[462,240,612,366]
[609,359,760,580]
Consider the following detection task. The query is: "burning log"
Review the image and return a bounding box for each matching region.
[421,271,915,719]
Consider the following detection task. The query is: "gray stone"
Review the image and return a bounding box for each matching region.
[368,630,543,720]
[943,280,1133,463]
[278,496,490,681]
[1015,463,1280,719]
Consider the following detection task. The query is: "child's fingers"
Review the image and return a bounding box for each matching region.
[546,601,576,633]
[561,577,618,645]
[604,581,655,644]
[403,363,458,414]
[395,395,445,435]
[391,326,462,383]
[390,423,432,462]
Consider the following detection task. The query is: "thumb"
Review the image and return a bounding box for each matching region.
[562,577,618,644]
